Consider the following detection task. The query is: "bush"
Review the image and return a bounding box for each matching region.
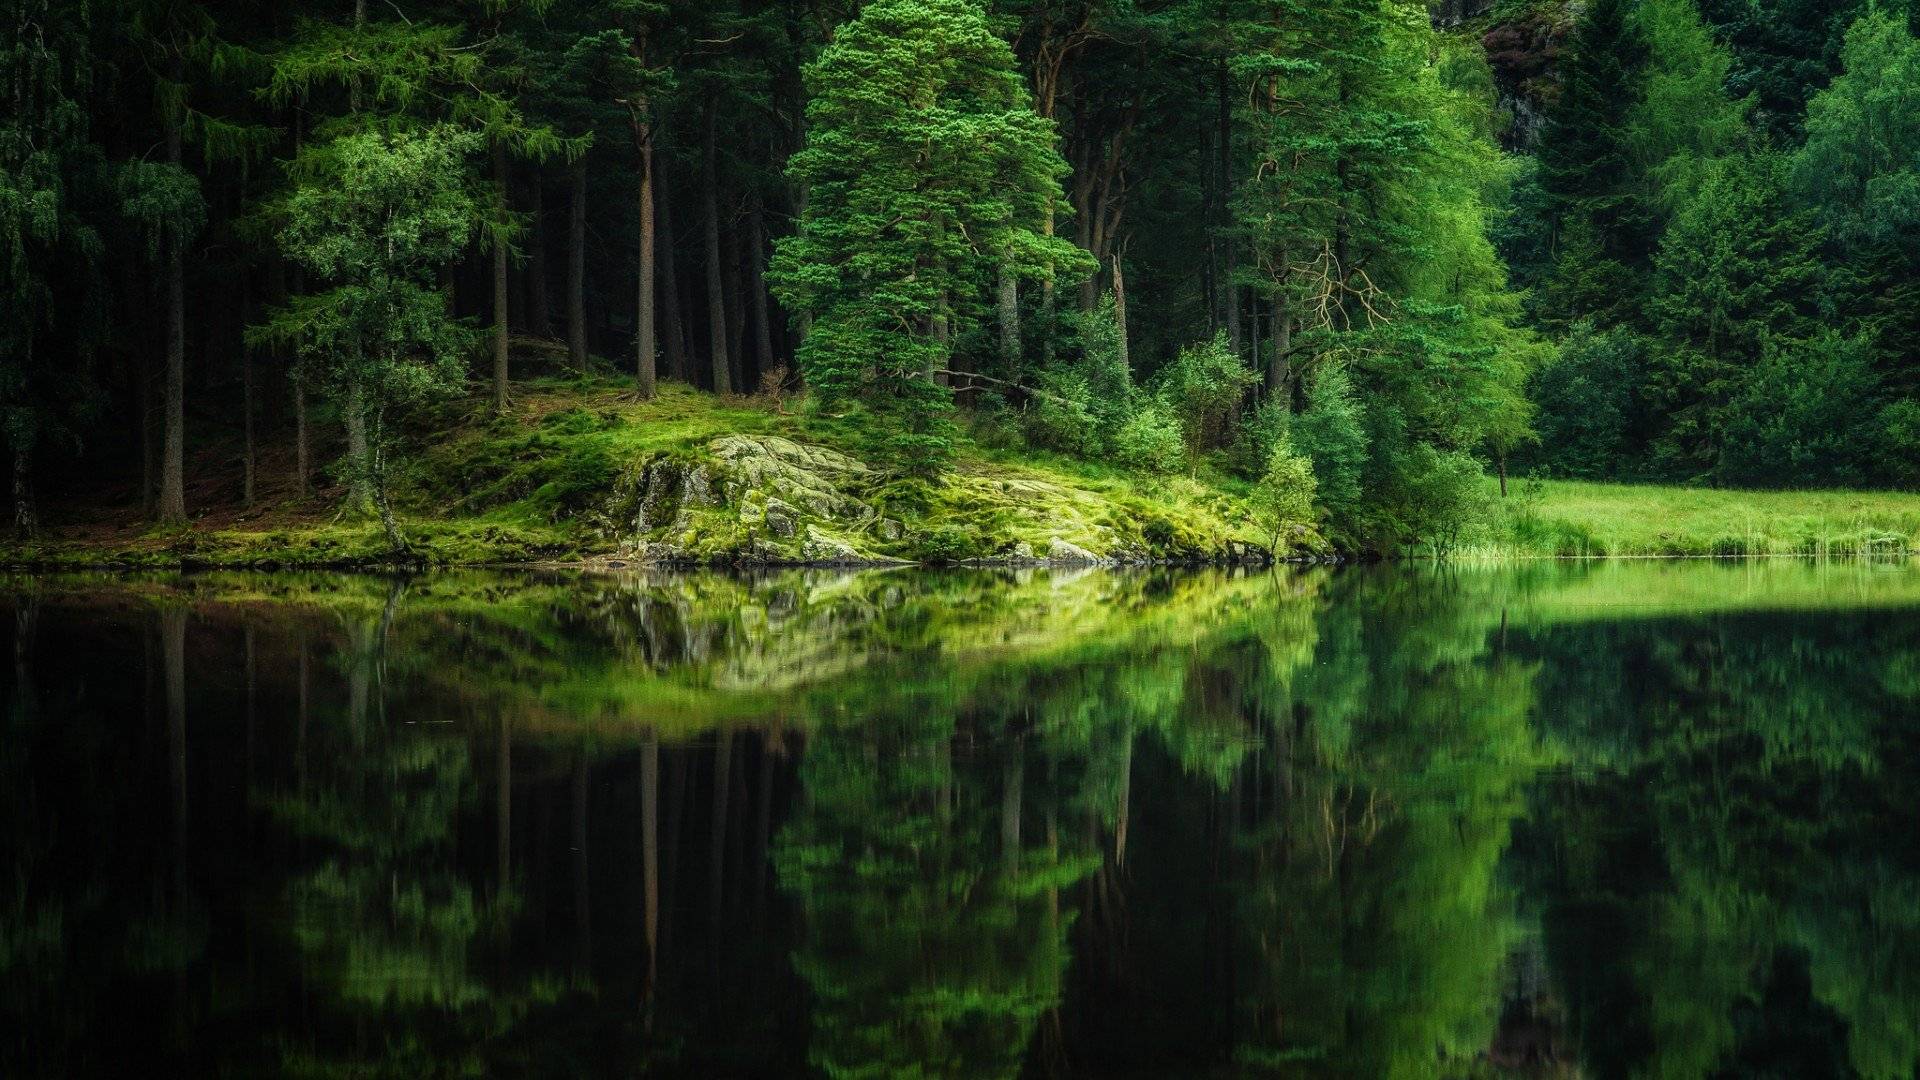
[1396,446,1493,555]
[1250,441,1317,550]
[967,397,1027,452]
[1112,399,1188,473]
[1717,331,1879,488]
[1290,366,1368,525]
[1024,371,1101,454]
[1879,398,1920,488]
[1528,324,1646,479]
[1230,398,1290,479]
[1067,294,1137,435]
[1156,333,1259,456]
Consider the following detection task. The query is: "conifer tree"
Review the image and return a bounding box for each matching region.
[771,0,1088,473]
[1534,0,1653,328]
[0,0,109,537]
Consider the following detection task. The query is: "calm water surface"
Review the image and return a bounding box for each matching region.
[5,562,1920,1078]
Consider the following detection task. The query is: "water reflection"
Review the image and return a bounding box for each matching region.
[4,562,1919,1077]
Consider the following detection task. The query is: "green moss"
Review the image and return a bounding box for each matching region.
[5,379,1329,570]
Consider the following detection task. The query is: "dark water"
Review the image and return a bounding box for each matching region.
[5,562,1920,1078]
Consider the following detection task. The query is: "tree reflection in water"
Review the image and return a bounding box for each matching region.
[3,561,1919,1077]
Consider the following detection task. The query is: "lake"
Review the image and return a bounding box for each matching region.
[5,561,1919,1078]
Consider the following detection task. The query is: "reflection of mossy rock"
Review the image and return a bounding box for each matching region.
[606,433,1306,567]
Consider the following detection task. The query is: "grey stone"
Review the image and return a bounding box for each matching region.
[1047,537,1105,565]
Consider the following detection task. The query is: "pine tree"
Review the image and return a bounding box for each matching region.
[253,125,483,551]
[771,0,1088,473]
[1534,0,1654,328]
[0,0,109,537]
[1648,154,1825,477]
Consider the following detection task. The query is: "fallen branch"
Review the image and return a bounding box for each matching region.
[945,369,1077,407]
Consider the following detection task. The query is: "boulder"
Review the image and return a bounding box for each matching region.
[802,525,864,564]
[1047,537,1107,565]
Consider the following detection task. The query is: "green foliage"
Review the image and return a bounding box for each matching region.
[1109,399,1186,475]
[0,0,108,517]
[1290,366,1367,530]
[1024,371,1100,455]
[1646,154,1828,477]
[1528,324,1646,480]
[1625,0,1751,208]
[1717,332,1882,488]
[1700,0,1878,142]
[1229,397,1290,479]
[1534,0,1654,326]
[255,124,485,544]
[114,160,205,261]
[1154,334,1256,459]
[769,0,1090,475]
[1249,441,1316,551]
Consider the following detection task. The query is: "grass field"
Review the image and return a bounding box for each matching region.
[1482,478,1920,558]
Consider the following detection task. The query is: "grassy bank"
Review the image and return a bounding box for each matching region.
[6,378,1917,568]
[1485,479,1920,558]
[0,377,1289,569]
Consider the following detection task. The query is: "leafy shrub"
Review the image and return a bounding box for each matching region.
[1156,333,1258,455]
[1112,399,1188,473]
[1250,441,1318,550]
[916,524,979,563]
[1396,446,1493,555]
[1290,366,1368,525]
[1230,397,1291,479]
[1528,324,1646,479]
[966,397,1027,452]
[1879,398,1920,488]
[1024,371,1101,454]
[1067,294,1137,432]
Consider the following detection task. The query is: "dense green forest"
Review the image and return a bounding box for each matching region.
[4,0,1919,555]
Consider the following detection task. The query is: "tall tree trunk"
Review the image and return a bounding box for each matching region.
[1218,66,1241,358]
[491,138,512,413]
[141,337,155,516]
[1075,201,1097,313]
[293,379,310,498]
[12,441,36,539]
[159,119,188,526]
[367,425,404,553]
[1268,283,1291,396]
[635,121,658,399]
[657,155,688,381]
[241,332,255,510]
[702,106,733,394]
[526,176,550,337]
[345,378,372,511]
[1039,198,1057,365]
[1111,251,1130,373]
[748,198,776,382]
[998,261,1020,369]
[726,219,747,392]
[567,160,589,372]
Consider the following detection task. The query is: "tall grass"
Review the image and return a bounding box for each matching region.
[1469,478,1920,559]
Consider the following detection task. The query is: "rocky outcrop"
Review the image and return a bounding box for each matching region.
[1477,5,1575,151]
[601,433,1317,568]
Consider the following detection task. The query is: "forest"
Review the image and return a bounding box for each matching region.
[5,0,1920,558]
